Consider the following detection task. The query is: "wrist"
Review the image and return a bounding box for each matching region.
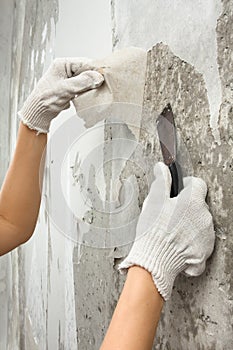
[126,266,164,306]
[18,94,53,134]
[119,229,186,301]
[17,123,47,162]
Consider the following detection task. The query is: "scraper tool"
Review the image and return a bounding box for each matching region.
[157,104,183,197]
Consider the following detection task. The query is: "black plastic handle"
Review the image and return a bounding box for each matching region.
[169,162,183,198]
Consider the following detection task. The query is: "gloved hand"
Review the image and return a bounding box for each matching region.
[18,58,104,134]
[118,162,215,301]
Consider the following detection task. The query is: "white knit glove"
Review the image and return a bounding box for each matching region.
[118,162,215,301]
[18,58,104,134]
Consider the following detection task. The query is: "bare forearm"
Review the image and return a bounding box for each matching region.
[100,266,164,350]
[0,60,104,256]
[0,122,47,254]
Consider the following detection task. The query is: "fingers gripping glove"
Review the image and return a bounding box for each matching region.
[18,58,104,134]
[118,162,215,301]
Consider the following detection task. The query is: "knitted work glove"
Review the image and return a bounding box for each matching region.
[118,162,215,301]
[18,58,104,134]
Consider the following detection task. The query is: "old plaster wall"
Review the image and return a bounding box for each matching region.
[0,1,114,349]
[1,1,233,350]
[0,1,59,349]
[111,0,233,349]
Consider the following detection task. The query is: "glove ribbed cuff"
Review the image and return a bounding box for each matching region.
[18,94,53,134]
[118,230,186,301]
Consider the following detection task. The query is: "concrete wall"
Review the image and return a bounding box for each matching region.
[0,1,232,350]
[112,0,233,349]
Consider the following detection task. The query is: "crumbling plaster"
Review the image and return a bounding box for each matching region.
[0,0,115,349]
[111,0,233,349]
[0,1,232,349]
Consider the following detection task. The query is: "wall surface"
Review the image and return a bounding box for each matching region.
[0,1,113,349]
[0,1,233,350]
[112,0,233,349]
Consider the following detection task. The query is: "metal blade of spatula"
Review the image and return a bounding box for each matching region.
[157,103,183,197]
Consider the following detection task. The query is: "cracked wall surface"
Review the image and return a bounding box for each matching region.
[112,1,233,349]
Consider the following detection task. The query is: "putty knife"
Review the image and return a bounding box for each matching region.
[156,103,183,197]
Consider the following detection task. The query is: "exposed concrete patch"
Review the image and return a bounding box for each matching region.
[140,43,233,350]
[216,0,233,306]
[71,118,144,347]
[111,2,233,347]
[72,23,233,348]
[73,245,125,349]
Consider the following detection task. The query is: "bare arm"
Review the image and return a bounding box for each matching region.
[100,266,164,350]
[0,58,104,256]
[0,122,47,255]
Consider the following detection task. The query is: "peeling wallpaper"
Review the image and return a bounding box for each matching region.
[112,0,223,144]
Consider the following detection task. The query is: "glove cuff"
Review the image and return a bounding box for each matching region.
[18,94,52,134]
[118,230,186,301]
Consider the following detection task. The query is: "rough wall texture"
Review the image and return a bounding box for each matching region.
[1,1,233,350]
[112,0,233,349]
[1,1,116,349]
[0,1,59,349]
[142,43,232,349]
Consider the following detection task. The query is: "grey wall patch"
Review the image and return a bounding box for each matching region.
[141,43,233,349]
